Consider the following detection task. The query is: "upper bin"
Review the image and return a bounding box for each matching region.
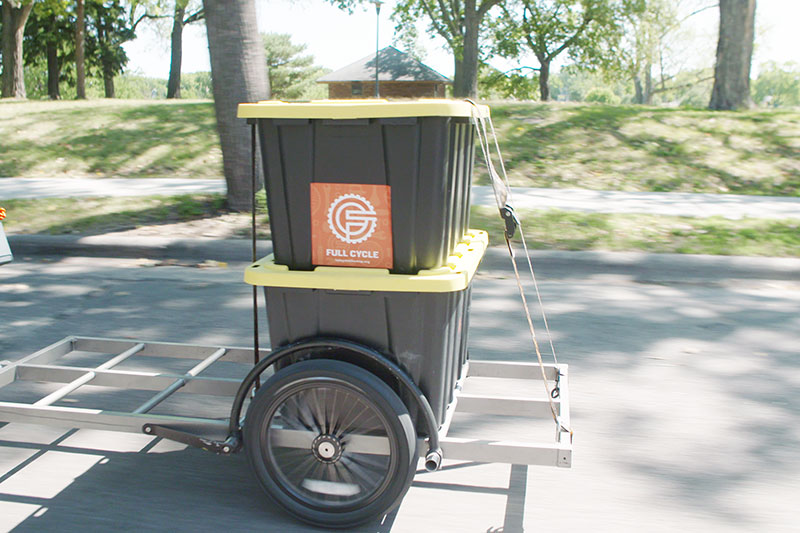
[237,99,491,275]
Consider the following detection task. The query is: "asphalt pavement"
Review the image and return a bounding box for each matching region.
[1,255,798,532]
[1,177,799,531]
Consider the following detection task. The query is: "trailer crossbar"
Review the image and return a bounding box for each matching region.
[1,338,572,468]
[33,343,146,407]
[13,364,241,395]
[0,337,260,435]
[134,348,228,414]
[438,360,572,468]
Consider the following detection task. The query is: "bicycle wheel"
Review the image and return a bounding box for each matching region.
[244,359,417,527]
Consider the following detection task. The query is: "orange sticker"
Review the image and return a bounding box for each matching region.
[310,183,393,269]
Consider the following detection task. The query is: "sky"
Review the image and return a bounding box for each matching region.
[123,0,800,82]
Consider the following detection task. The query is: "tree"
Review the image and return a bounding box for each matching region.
[623,1,717,105]
[75,0,85,98]
[548,64,626,101]
[331,0,500,98]
[83,0,158,98]
[709,0,756,110]
[23,0,73,99]
[624,0,668,104]
[167,0,203,98]
[393,0,502,97]
[2,0,34,98]
[495,0,630,101]
[752,62,800,108]
[263,33,327,100]
[84,0,132,98]
[203,0,269,210]
[478,63,538,99]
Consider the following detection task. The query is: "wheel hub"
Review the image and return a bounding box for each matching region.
[312,434,343,463]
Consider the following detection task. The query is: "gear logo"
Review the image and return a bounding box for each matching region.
[327,193,378,244]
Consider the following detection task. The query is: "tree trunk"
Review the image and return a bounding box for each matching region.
[98,20,114,98]
[46,41,61,99]
[452,56,463,98]
[709,0,756,110]
[102,60,115,98]
[644,67,653,105]
[538,60,550,101]
[634,75,644,104]
[1,0,33,98]
[454,3,479,98]
[203,0,270,210]
[75,0,86,99]
[634,62,653,105]
[167,4,186,99]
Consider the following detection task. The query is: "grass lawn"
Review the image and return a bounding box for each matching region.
[2,100,797,257]
[471,206,800,257]
[2,195,232,235]
[0,99,221,179]
[3,196,798,257]
[2,99,798,197]
[481,102,800,196]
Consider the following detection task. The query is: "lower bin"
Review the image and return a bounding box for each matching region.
[245,230,488,429]
[262,284,471,429]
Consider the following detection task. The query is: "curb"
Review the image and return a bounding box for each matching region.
[8,234,800,281]
[7,234,271,263]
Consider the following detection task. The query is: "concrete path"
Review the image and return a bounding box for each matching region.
[472,186,800,220]
[2,178,798,219]
[0,177,225,199]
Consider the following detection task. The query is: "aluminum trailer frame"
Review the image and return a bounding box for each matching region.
[0,336,572,467]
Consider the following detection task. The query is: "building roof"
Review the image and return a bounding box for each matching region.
[317,46,451,84]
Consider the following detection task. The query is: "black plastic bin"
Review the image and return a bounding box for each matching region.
[244,230,488,429]
[238,100,489,275]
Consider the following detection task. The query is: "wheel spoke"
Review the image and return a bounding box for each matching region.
[270,447,311,470]
[329,388,341,433]
[284,394,316,431]
[333,392,361,436]
[338,398,378,437]
[339,455,384,492]
[347,452,391,471]
[282,453,318,488]
[309,387,328,433]
[300,393,321,431]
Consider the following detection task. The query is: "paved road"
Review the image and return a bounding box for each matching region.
[2,178,798,219]
[1,255,798,532]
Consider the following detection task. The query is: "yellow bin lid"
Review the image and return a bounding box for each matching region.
[237,99,490,120]
[245,230,488,293]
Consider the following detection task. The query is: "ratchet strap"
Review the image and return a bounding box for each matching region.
[468,101,572,441]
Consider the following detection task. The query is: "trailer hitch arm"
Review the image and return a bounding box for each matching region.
[142,424,241,455]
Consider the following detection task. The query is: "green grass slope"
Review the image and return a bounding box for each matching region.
[3,99,798,197]
[0,99,221,179]
[480,103,800,196]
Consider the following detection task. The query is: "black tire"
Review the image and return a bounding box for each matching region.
[244,359,418,528]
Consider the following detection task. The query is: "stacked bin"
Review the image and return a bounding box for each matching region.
[244,230,487,428]
[238,100,490,428]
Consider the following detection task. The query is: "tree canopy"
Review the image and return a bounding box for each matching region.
[23,0,73,99]
[263,32,328,100]
[752,61,800,108]
[329,0,500,97]
[2,0,789,109]
[494,0,634,101]
[393,0,501,97]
